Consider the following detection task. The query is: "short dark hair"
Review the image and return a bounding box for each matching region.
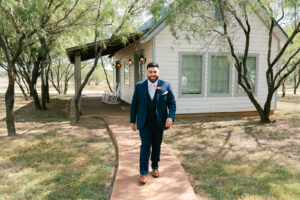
[147,62,159,69]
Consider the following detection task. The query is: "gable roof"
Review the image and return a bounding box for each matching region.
[139,3,289,43]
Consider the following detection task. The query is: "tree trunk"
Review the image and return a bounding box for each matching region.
[16,78,28,101]
[262,92,274,123]
[100,58,113,92]
[49,69,62,94]
[26,62,42,109]
[5,63,17,136]
[63,82,68,95]
[15,72,28,101]
[293,72,297,94]
[46,78,50,102]
[21,75,30,95]
[46,65,50,102]
[297,67,300,94]
[41,67,47,110]
[75,57,99,122]
[75,95,81,122]
[282,79,286,97]
[29,81,41,109]
[63,72,74,95]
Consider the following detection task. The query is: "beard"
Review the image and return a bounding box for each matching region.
[148,76,158,83]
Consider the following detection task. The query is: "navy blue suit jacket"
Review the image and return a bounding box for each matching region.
[130,79,176,131]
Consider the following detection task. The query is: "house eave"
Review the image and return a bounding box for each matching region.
[139,16,168,44]
[66,33,143,64]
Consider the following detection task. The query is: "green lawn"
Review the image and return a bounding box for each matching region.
[164,94,300,200]
[0,95,116,200]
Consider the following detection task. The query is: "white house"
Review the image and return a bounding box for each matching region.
[111,7,288,116]
[66,5,288,116]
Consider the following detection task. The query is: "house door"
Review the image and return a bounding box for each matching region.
[134,50,145,84]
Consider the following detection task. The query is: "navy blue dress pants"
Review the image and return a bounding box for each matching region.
[139,121,163,175]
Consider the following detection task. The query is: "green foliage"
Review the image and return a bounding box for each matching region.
[278,1,300,79]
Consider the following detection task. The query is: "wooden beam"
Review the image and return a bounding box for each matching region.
[74,51,82,113]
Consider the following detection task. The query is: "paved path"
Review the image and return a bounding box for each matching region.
[77,95,199,200]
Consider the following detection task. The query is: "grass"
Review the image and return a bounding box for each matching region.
[164,94,300,200]
[0,94,115,200]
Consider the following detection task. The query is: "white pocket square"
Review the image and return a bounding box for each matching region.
[162,91,168,95]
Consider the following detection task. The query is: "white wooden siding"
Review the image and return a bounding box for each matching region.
[154,12,280,114]
[113,40,152,104]
[112,11,282,115]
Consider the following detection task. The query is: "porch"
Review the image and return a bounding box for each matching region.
[66,33,147,112]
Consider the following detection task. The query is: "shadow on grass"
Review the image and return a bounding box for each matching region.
[14,98,70,123]
[165,104,300,199]
[166,128,300,199]
[0,97,115,200]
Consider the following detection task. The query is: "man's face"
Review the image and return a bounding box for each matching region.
[147,67,159,83]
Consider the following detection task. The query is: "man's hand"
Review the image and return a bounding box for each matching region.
[131,123,137,131]
[165,118,173,127]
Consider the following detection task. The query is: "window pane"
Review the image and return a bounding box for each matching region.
[237,57,256,94]
[210,55,230,94]
[215,5,222,21]
[181,55,202,94]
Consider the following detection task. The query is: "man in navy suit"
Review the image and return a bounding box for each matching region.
[130,62,176,184]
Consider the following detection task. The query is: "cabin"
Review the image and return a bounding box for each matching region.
[66,5,288,116]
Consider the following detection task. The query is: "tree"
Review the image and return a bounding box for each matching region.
[15,0,93,110]
[100,57,113,92]
[50,57,88,95]
[74,0,154,122]
[0,0,94,136]
[280,0,300,95]
[0,1,38,136]
[156,0,300,123]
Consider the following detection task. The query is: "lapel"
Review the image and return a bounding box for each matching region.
[143,79,148,101]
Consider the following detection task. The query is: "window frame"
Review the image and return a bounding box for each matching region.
[178,52,206,98]
[234,53,259,97]
[207,52,233,97]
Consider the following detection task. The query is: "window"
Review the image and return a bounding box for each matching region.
[237,56,256,94]
[215,5,222,21]
[214,0,225,21]
[181,55,203,94]
[210,55,230,94]
[124,61,129,85]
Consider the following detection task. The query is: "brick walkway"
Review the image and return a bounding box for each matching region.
[76,95,199,200]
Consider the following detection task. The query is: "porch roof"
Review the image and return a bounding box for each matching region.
[66,32,143,64]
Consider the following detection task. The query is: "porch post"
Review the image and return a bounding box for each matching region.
[74,51,82,113]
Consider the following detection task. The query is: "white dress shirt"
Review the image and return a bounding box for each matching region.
[148,79,158,100]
